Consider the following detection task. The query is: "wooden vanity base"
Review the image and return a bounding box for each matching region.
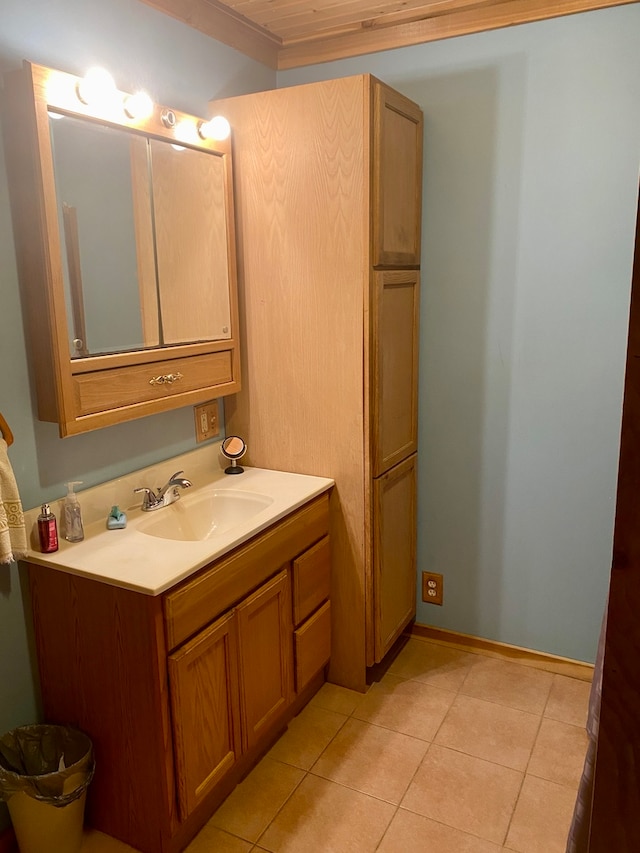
[25,493,331,853]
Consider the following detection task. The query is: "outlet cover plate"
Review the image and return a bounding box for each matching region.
[422,571,443,606]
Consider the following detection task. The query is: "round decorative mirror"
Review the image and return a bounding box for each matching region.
[221,435,246,474]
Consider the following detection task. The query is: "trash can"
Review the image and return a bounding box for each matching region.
[0,724,94,853]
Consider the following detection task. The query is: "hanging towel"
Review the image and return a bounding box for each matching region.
[0,438,28,564]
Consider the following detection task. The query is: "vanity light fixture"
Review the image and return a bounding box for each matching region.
[45,65,228,151]
[198,115,231,142]
[75,67,117,107]
[160,108,176,129]
[123,90,154,121]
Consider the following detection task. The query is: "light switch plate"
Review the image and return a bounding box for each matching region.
[194,401,219,443]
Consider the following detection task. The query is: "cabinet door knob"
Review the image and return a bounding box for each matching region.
[149,372,184,386]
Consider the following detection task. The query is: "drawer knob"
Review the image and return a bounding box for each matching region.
[149,372,184,386]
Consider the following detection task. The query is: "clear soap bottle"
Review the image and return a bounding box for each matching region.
[63,481,84,542]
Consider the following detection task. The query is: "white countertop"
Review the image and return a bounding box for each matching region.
[24,452,333,595]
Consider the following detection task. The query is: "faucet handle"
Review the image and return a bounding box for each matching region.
[134,486,156,509]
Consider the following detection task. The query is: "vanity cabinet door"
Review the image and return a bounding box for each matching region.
[168,610,241,821]
[371,81,423,269]
[372,454,417,663]
[237,569,293,751]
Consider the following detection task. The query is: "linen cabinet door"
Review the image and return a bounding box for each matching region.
[237,569,293,751]
[371,81,423,268]
[373,454,417,663]
[168,610,241,821]
[371,269,420,476]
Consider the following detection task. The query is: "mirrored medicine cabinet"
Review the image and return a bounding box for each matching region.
[2,61,241,437]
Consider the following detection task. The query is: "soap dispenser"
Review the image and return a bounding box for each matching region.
[63,481,84,542]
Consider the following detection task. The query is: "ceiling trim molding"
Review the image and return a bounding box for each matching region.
[139,0,638,70]
[277,0,639,69]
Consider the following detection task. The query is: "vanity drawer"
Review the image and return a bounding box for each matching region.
[292,535,331,626]
[294,600,331,692]
[72,351,233,416]
[164,493,330,651]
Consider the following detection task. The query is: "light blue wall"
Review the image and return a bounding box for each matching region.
[1,3,639,834]
[279,6,640,663]
[0,0,274,830]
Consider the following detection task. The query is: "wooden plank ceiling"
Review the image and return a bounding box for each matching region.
[139,0,637,69]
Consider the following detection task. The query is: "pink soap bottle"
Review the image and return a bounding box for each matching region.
[37,503,59,553]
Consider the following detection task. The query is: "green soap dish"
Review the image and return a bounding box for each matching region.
[107,506,127,530]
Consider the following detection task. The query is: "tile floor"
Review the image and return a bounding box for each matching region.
[81,637,591,853]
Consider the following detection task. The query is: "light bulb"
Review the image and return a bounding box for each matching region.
[123,91,154,120]
[76,67,116,107]
[174,119,198,145]
[198,115,231,141]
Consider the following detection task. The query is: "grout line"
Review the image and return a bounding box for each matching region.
[397,804,513,849]
[251,691,363,848]
[251,760,308,849]
[373,803,400,851]
[500,706,545,847]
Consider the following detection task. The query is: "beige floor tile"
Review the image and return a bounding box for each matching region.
[527,718,588,788]
[208,757,304,842]
[544,675,591,728]
[378,809,503,852]
[310,717,428,804]
[352,673,456,741]
[81,830,139,852]
[267,704,348,769]
[386,639,479,691]
[185,824,253,852]
[401,744,522,845]
[505,774,577,853]
[434,694,540,771]
[257,774,395,852]
[461,657,553,714]
[309,681,367,716]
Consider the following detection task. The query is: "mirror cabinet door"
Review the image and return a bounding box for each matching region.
[49,116,234,359]
[149,139,232,346]
[50,115,154,357]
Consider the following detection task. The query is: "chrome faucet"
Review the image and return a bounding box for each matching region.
[134,470,193,512]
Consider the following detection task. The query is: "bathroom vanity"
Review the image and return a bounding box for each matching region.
[23,462,333,853]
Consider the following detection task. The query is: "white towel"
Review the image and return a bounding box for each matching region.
[0,438,28,564]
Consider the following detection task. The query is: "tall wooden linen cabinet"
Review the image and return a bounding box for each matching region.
[211,76,423,691]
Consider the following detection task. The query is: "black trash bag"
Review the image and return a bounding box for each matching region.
[0,725,94,807]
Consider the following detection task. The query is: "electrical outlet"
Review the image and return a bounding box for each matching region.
[194,401,220,443]
[422,572,443,605]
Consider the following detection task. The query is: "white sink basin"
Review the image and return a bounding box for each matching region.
[137,489,274,541]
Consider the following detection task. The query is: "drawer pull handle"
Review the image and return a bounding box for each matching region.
[149,372,183,386]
